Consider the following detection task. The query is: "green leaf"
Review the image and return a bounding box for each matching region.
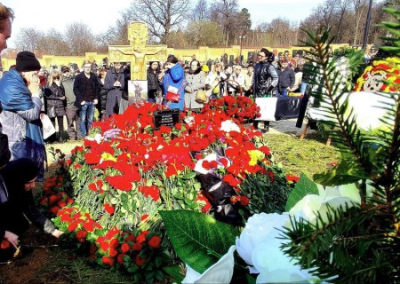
[160,210,240,273]
[285,173,319,211]
[163,265,184,284]
[182,172,197,180]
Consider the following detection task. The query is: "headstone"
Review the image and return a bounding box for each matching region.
[153,109,180,130]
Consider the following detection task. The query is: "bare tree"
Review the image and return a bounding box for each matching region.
[352,0,368,45]
[64,22,96,56]
[14,28,44,52]
[210,0,240,46]
[127,0,191,43]
[191,0,209,21]
[185,20,224,47]
[41,29,70,55]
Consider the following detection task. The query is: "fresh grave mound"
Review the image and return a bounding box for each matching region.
[38,97,296,282]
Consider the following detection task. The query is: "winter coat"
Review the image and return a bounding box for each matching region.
[147,70,161,100]
[98,78,107,112]
[44,82,66,117]
[278,68,295,90]
[73,72,100,108]
[184,68,206,109]
[0,69,45,180]
[61,75,75,108]
[162,64,185,111]
[252,60,279,97]
[104,68,125,100]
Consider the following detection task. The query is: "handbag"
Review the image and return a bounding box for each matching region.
[195,90,208,103]
[165,74,185,103]
[48,105,56,118]
[40,113,56,140]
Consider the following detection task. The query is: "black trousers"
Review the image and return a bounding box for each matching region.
[105,92,122,118]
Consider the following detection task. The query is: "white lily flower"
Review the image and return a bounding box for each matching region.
[182,245,236,284]
[220,120,240,133]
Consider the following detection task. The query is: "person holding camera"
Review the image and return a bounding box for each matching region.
[0,51,46,181]
[205,62,227,99]
[104,61,125,118]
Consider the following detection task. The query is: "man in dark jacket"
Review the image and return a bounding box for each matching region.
[104,62,125,118]
[73,63,99,137]
[278,60,295,96]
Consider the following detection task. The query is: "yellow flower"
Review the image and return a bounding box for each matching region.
[101,152,117,162]
[248,150,265,166]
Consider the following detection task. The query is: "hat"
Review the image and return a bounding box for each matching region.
[201,65,209,72]
[61,66,70,73]
[16,51,41,72]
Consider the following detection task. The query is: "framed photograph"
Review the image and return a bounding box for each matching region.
[128,80,148,104]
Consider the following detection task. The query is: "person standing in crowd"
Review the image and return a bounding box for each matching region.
[61,66,81,140]
[119,64,130,114]
[147,61,161,103]
[73,62,99,137]
[44,70,66,143]
[97,68,107,120]
[277,60,295,96]
[230,65,246,95]
[0,51,46,181]
[162,55,185,111]
[245,65,254,96]
[0,158,63,261]
[205,62,227,99]
[104,62,125,118]
[184,59,206,110]
[252,48,279,132]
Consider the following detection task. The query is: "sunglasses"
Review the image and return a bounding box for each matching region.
[53,76,60,80]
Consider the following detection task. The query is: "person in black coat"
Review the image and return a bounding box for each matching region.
[44,70,66,142]
[104,62,125,118]
[147,61,161,103]
[0,158,63,261]
[277,60,295,96]
[73,63,100,137]
[97,69,108,120]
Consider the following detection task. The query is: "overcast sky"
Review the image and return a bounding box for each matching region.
[3,0,324,49]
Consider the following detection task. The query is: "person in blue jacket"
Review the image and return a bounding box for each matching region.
[162,55,185,111]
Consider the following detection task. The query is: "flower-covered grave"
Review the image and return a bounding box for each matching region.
[39,96,298,282]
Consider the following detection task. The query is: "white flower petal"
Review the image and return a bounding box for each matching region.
[182,245,236,284]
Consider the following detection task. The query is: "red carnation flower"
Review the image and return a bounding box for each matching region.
[74,164,82,169]
[100,242,110,252]
[286,174,300,183]
[148,236,161,249]
[67,223,78,233]
[102,256,114,266]
[136,231,149,244]
[75,230,87,242]
[109,248,118,257]
[135,255,146,267]
[132,242,143,251]
[104,203,114,215]
[140,214,149,222]
[240,196,250,206]
[117,253,125,264]
[120,243,130,253]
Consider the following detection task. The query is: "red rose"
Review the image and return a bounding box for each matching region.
[117,253,125,264]
[240,196,250,206]
[136,231,149,244]
[120,243,130,253]
[109,248,118,257]
[135,255,146,267]
[75,230,87,242]
[102,256,114,266]
[132,242,143,251]
[148,236,161,249]
[67,223,78,233]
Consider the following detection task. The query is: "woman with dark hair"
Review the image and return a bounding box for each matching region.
[184,60,206,109]
[97,68,108,120]
[44,70,66,142]
[252,48,279,132]
[147,61,161,103]
[162,55,185,111]
[0,158,63,261]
